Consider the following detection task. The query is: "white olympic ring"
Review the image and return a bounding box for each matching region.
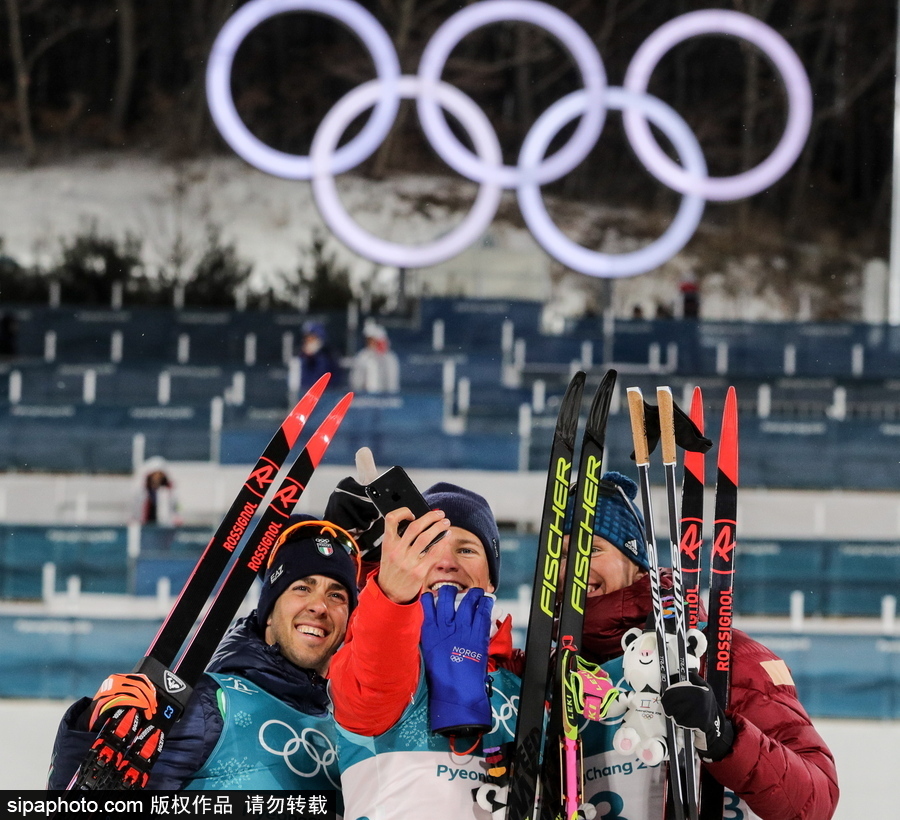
[518,87,706,278]
[258,718,340,787]
[416,0,607,188]
[207,0,813,277]
[207,0,401,179]
[623,9,813,201]
[490,688,518,736]
[311,75,503,269]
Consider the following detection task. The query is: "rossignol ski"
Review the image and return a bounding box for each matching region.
[698,386,738,820]
[539,369,618,820]
[626,387,688,820]
[680,387,705,635]
[666,386,705,819]
[657,387,699,820]
[69,379,353,790]
[504,371,586,820]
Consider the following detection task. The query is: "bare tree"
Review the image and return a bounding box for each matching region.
[185,0,239,152]
[4,0,36,163]
[108,0,137,144]
[3,0,115,163]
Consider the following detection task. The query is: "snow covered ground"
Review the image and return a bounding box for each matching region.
[0,699,885,814]
[0,152,858,321]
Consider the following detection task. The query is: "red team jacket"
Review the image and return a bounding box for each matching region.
[581,572,840,820]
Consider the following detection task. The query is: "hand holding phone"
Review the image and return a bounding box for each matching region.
[365,466,446,546]
[365,466,449,603]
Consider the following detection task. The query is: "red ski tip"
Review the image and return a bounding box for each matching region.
[690,386,704,431]
[283,372,331,448]
[718,386,738,486]
[684,386,705,482]
[306,393,354,467]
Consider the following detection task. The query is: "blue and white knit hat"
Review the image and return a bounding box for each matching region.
[569,471,649,571]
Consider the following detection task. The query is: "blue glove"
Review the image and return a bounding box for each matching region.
[420,585,494,736]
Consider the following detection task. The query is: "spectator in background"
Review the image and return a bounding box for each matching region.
[350,321,400,394]
[136,459,181,526]
[0,312,18,358]
[298,320,337,390]
[681,276,701,319]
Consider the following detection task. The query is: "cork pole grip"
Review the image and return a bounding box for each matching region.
[627,387,650,466]
[657,386,676,466]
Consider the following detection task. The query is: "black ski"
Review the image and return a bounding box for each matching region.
[69,385,353,790]
[538,369,618,820]
[504,371,586,820]
[698,387,738,820]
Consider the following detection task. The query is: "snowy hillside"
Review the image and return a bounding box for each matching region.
[0,152,875,323]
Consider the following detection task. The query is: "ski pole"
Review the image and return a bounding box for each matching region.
[626,387,687,820]
[657,386,699,820]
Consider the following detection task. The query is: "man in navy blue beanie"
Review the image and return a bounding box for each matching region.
[328,476,521,819]
[49,516,359,794]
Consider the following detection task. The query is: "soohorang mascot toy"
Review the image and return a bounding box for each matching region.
[611,624,708,766]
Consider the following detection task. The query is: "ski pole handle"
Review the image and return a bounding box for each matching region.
[627,388,650,466]
[657,386,677,467]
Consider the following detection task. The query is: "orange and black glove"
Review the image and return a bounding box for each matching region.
[88,673,158,731]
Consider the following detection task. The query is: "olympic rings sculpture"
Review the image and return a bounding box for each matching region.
[207,0,813,278]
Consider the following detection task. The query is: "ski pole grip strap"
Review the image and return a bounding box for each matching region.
[627,388,650,466]
[656,387,677,465]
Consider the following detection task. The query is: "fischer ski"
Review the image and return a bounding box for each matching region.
[539,369,618,820]
[69,383,353,791]
[698,386,738,820]
[626,387,688,820]
[504,371,586,820]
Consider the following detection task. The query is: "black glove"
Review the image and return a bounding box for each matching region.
[661,672,734,762]
[323,476,385,561]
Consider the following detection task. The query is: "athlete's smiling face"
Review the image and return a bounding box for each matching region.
[422,526,495,595]
[562,535,647,597]
[264,574,350,674]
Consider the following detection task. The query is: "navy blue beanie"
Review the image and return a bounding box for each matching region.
[256,516,359,631]
[422,483,501,590]
[567,471,649,571]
